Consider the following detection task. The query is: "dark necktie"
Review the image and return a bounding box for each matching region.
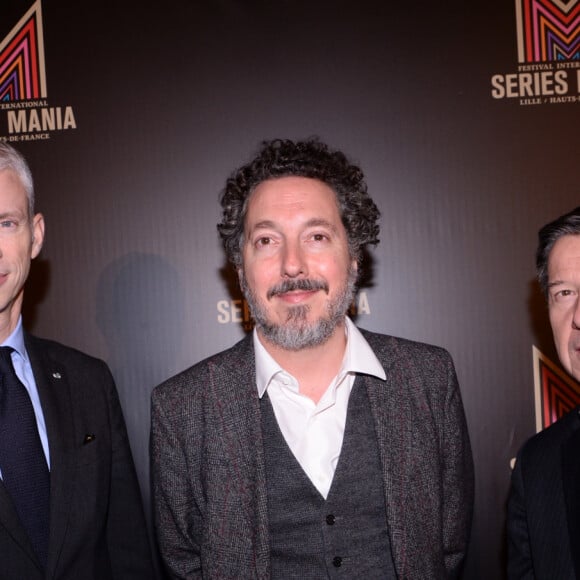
[0,346,50,568]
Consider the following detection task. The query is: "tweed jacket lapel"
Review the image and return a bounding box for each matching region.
[361,329,466,579]
[205,334,270,578]
[363,329,425,578]
[24,334,77,579]
[561,408,580,579]
[362,362,412,577]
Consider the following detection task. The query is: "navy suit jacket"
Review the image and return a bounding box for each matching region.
[152,329,474,579]
[0,334,154,580]
[507,406,580,579]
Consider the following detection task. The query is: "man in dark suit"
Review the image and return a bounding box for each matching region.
[507,206,580,579]
[0,143,154,579]
[152,138,474,579]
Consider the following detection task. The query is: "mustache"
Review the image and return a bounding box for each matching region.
[267,279,329,300]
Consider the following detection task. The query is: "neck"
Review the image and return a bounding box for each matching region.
[0,307,21,344]
[258,321,347,403]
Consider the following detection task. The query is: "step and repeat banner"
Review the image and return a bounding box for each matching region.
[1,1,578,578]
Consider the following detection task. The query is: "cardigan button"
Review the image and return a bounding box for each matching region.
[326,514,336,525]
[332,556,342,568]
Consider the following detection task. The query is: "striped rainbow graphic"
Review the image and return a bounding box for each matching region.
[516,0,580,62]
[533,346,580,432]
[0,1,46,101]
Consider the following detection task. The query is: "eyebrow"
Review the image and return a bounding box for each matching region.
[250,220,277,232]
[0,211,24,220]
[305,218,339,232]
[547,280,567,290]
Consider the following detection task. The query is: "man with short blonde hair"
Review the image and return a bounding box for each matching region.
[0,143,154,579]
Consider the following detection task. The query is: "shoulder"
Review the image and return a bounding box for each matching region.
[359,327,454,369]
[518,406,580,468]
[152,334,254,403]
[25,334,119,417]
[25,333,110,374]
[357,328,460,413]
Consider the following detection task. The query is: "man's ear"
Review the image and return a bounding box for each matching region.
[31,213,45,259]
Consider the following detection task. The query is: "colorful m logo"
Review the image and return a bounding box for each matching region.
[0,1,46,101]
[515,0,580,62]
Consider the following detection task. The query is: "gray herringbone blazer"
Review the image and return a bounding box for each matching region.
[151,329,474,579]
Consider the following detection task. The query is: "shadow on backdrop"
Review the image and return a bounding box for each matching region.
[96,252,185,580]
[96,252,185,386]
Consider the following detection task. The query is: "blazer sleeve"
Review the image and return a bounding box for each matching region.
[151,383,203,580]
[101,363,156,580]
[442,354,475,578]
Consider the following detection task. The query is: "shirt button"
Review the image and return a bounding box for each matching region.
[333,556,342,567]
[326,514,336,525]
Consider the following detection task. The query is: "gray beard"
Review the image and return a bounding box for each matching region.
[240,266,357,351]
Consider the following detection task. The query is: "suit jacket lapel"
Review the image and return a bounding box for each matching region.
[561,408,580,578]
[207,335,270,578]
[362,331,431,579]
[25,334,76,578]
[364,369,410,578]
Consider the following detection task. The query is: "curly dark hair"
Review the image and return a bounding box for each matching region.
[217,138,380,268]
[536,206,580,298]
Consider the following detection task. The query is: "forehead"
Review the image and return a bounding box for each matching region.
[245,177,340,224]
[548,235,580,278]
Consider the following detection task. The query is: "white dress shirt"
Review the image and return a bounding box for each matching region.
[0,317,50,478]
[254,317,386,498]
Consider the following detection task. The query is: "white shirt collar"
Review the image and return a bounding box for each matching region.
[254,316,386,398]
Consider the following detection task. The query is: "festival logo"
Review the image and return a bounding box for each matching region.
[0,1,77,143]
[491,0,580,105]
[533,345,580,431]
[217,291,372,331]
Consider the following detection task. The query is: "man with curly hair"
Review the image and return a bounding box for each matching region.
[152,138,474,579]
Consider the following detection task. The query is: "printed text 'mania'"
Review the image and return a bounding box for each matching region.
[7,106,77,133]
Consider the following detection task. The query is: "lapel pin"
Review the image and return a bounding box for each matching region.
[52,372,62,379]
[83,434,96,444]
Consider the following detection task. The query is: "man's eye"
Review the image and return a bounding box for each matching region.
[255,237,272,247]
[312,233,328,242]
[0,220,16,228]
[553,288,576,302]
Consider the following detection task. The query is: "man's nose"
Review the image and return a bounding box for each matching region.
[281,241,307,278]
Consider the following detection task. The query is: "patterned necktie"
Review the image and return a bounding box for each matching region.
[0,346,50,568]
